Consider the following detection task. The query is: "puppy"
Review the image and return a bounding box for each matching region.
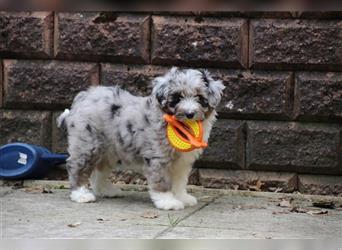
[57,67,224,210]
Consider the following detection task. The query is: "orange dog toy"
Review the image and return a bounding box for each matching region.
[163,114,208,152]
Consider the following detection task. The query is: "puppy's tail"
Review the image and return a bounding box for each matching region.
[57,108,70,130]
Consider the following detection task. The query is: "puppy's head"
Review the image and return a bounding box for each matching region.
[152,67,225,121]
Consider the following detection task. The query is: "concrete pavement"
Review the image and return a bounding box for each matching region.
[1,180,342,239]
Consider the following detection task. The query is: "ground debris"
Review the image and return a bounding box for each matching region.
[67,222,81,228]
[248,180,265,191]
[306,210,328,216]
[9,181,24,189]
[290,207,328,216]
[312,201,335,209]
[290,207,307,213]
[96,218,109,223]
[24,186,53,194]
[268,187,283,193]
[141,211,159,219]
[110,170,147,185]
[277,198,293,208]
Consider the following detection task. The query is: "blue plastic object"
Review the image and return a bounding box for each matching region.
[0,143,68,179]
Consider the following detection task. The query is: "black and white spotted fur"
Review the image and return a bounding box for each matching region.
[57,67,224,210]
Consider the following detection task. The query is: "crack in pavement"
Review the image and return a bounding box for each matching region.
[153,194,222,239]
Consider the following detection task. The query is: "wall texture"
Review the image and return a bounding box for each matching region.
[0,11,341,195]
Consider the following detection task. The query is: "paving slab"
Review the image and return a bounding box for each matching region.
[159,194,342,239]
[1,183,215,238]
[1,181,342,239]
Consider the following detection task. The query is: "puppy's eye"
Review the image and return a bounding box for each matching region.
[197,95,209,107]
[169,93,182,107]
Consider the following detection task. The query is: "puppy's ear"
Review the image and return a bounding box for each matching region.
[152,67,178,107]
[201,70,225,108]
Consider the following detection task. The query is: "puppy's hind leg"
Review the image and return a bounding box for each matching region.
[67,134,103,203]
[90,158,123,198]
[67,157,97,203]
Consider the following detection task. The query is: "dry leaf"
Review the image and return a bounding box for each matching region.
[256,180,265,190]
[306,210,328,216]
[141,211,159,219]
[67,222,81,228]
[24,186,53,194]
[290,207,308,213]
[248,180,265,191]
[277,198,293,208]
[290,207,328,216]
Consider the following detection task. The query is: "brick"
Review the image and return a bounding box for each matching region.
[246,121,341,174]
[188,168,199,186]
[212,70,293,119]
[294,72,342,122]
[52,112,68,153]
[3,60,98,109]
[0,110,51,148]
[298,174,342,196]
[55,12,150,63]
[197,120,244,169]
[0,12,53,58]
[152,16,248,68]
[250,19,342,70]
[0,61,2,107]
[199,169,297,192]
[101,64,167,96]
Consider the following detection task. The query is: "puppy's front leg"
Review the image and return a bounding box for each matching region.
[144,158,184,210]
[170,158,197,207]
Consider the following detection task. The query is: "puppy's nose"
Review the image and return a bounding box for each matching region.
[185,112,195,119]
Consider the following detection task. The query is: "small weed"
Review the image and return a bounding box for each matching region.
[167,214,181,227]
[58,185,67,189]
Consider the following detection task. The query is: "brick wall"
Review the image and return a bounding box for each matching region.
[1,12,341,195]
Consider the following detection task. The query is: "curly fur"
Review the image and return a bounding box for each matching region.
[57,67,224,210]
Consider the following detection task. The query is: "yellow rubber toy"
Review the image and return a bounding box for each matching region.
[163,114,208,152]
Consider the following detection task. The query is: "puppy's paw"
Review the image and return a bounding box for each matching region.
[175,193,197,207]
[154,198,185,210]
[70,186,96,203]
[150,191,185,210]
[94,184,124,198]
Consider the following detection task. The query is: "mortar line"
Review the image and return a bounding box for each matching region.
[153,194,222,239]
[246,18,250,69]
[148,14,152,64]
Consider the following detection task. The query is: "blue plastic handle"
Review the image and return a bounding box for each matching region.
[0,143,69,179]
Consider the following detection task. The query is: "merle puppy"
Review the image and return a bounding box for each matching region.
[57,67,224,210]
